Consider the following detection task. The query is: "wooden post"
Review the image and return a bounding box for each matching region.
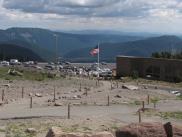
[154,102,156,109]
[97,79,99,86]
[53,86,56,102]
[116,81,119,88]
[147,95,150,105]
[30,97,33,108]
[138,110,141,123]
[111,81,113,90]
[85,89,88,96]
[2,89,4,101]
[79,83,82,91]
[96,80,98,87]
[107,95,110,106]
[22,87,24,98]
[142,101,145,110]
[68,103,71,119]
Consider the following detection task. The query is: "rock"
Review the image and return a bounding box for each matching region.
[73,103,81,106]
[116,122,182,137]
[0,101,4,106]
[26,128,37,133]
[54,103,63,106]
[2,84,10,88]
[122,85,139,90]
[9,80,13,83]
[77,95,81,98]
[48,99,53,102]
[46,127,84,137]
[116,123,165,137]
[143,86,148,89]
[35,93,43,97]
[92,132,114,137]
[72,95,81,100]
[8,69,23,76]
[29,93,33,97]
[115,95,122,98]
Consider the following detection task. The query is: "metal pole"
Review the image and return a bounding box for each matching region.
[54,34,58,64]
[97,42,100,78]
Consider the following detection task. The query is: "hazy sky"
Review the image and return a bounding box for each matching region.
[1,0,182,34]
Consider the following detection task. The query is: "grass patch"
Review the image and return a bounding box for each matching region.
[82,126,92,131]
[129,100,142,106]
[176,95,182,100]
[0,67,58,81]
[62,124,79,133]
[110,123,119,130]
[0,128,6,133]
[5,123,37,137]
[159,111,182,120]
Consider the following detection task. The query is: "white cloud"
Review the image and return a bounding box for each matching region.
[0,0,182,34]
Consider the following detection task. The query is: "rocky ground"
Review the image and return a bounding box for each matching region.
[0,77,181,137]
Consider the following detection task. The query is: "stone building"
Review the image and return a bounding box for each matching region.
[116,56,182,82]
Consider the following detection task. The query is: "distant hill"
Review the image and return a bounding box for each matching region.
[1,28,181,63]
[64,35,182,62]
[0,27,143,61]
[0,43,43,61]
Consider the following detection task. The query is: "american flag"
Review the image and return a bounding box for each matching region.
[90,45,99,56]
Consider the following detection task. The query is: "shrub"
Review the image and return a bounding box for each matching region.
[132,70,139,79]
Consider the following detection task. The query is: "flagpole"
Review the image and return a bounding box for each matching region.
[97,42,100,78]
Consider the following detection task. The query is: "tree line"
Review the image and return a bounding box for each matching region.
[151,51,182,59]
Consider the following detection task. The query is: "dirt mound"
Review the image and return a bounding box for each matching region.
[116,122,182,137]
[46,127,114,137]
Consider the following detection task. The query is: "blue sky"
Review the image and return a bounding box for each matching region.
[0,0,182,34]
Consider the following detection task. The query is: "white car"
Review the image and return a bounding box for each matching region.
[1,61,9,66]
[10,59,21,65]
[170,91,181,96]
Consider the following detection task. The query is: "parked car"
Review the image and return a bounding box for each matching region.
[10,59,21,65]
[101,62,107,65]
[170,90,181,96]
[45,65,55,70]
[1,61,10,66]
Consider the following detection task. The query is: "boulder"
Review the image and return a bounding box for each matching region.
[54,103,63,106]
[2,84,10,88]
[35,93,43,97]
[114,95,122,98]
[116,122,182,137]
[26,128,37,133]
[29,93,33,97]
[46,127,62,137]
[122,85,138,90]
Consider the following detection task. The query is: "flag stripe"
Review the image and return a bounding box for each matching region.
[90,46,99,56]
